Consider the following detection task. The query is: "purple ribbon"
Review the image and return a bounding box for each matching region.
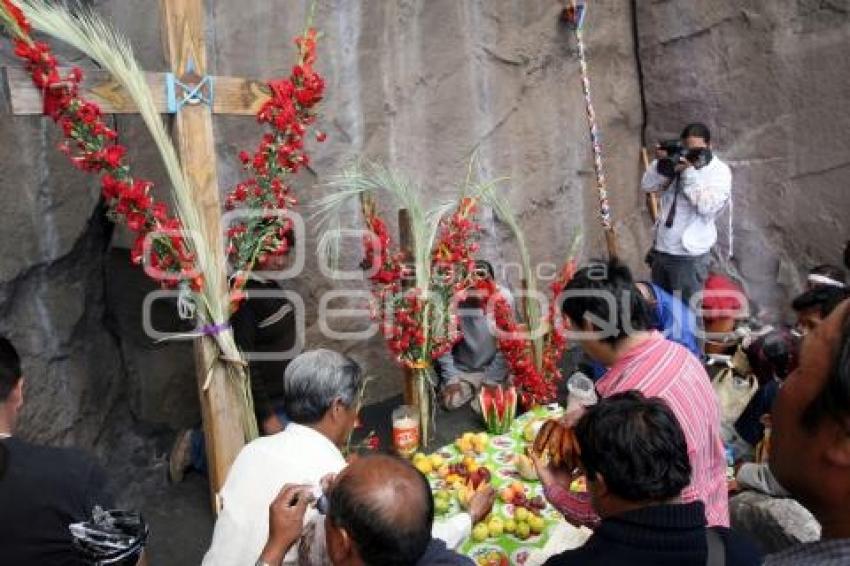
[201,323,231,337]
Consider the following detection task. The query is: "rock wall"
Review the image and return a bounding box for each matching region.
[1,0,846,480]
[0,0,645,454]
[635,0,850,320]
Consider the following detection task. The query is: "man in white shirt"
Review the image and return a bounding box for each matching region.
[642,123,732,308]
[204,349,483,566]
[203,349,362,566]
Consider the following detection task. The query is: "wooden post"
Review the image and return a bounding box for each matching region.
[160,0,243,510]
[397,208,420,407]
[642,147,660,223]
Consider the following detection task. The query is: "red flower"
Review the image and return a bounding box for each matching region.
[102,145,126,168]
[126,212,147,232]
[152,202,168,221]
[2,0,32,34]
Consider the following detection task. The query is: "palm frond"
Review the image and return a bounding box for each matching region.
[477,180,543,366]
[19,0,231,326]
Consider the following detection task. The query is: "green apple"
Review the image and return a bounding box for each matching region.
[514,507,529,522]
[516,521,531,540]
[529,514,545,534]
[504,519,517,534]
[472,522,489,542]
[487,518,504,537]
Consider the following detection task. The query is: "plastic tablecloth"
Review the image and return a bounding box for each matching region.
[429,405,591,566]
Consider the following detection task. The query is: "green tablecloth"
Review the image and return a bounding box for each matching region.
[428,404,568,566]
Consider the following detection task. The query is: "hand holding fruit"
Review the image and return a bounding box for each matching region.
[468,484,495,524]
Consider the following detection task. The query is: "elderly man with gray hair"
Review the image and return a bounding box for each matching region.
[203,349,364,566]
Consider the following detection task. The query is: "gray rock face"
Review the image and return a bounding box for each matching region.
[635,0,850,320]
[0,1,847,542]
[730,490,821,554]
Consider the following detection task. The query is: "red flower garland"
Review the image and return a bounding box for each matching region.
[474,259,576,408]
[1,3,325,302]
[226,28,326,304]
[360,197,481,369]
[1,24,200,290]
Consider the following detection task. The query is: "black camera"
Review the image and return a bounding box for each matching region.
[656,139,713,179]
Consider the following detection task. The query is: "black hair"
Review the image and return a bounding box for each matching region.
[0,337,21,402]
[328,455,433,566]
[575,391,692,502]
[680,122,711,144]
[792,286,849,318]
[808,264,847,287]
[474,260,495,280]
[802,311,850,430]
[745,328,799,385]
[561,259,652,343]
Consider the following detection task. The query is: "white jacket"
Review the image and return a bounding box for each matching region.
[642,155,732,256]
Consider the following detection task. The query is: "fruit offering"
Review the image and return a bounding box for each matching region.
[533,420,581,470]
[433,489,452,514]
[456,481,491,509]
[514,453,538,481]
[479,385,517,435]
[444,456,492,489]
[500,481,546,514]
[523,418,545,443]
[455,431,489,455]
[412,452,447,475]
[472,548,509,566]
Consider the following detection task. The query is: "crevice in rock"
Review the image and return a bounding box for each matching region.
[630,0,648,146]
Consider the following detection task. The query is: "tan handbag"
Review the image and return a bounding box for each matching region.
[708,348,759,426]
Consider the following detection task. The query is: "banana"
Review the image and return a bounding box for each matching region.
[548,425,564,468]
[534,420,557,454]
[559,426,574,470]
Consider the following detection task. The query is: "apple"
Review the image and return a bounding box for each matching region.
[516,521,531,540]
[487,518,504,537]
[472,523,489,542]
[500,487,514,504]
[529,515,545,534]
[514,507,529,522]
[504,519,517,534]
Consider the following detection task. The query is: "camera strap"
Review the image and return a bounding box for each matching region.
[664,174,682,228]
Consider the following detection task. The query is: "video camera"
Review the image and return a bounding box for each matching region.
[656,139,713,179]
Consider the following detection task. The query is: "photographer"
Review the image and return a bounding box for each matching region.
[642,123,732,307]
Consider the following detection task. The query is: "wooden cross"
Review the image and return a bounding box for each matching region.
[2,0,273,509]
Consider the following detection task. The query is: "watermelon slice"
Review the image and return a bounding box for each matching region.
[479,384,517,434]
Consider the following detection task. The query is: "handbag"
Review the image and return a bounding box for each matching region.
[708,348,759,426]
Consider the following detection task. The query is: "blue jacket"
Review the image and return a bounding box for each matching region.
[649,282,701,358]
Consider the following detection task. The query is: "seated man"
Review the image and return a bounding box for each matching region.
[543,392,761,566]
[535,259,729,528]
[0,337,115,565]
[203,349,363,566]
[258,454,476,566]
[765,298,850,564]
[437,260,511,410]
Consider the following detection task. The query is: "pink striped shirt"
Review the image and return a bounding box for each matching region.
[544,332,729,527]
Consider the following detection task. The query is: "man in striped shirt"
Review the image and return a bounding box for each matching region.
[533,260,729,528]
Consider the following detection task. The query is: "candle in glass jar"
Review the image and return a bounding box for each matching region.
[392,406,420,458]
